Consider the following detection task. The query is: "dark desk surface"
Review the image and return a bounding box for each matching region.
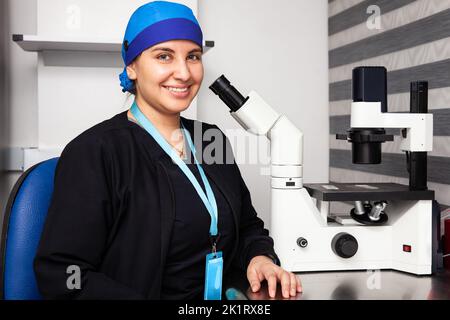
[226,269,450,300]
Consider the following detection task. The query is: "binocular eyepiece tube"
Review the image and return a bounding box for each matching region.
[209,75,248,112]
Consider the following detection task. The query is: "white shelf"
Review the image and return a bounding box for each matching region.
[13,34,215,53]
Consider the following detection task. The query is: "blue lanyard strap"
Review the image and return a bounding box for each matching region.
[130,101,218,236]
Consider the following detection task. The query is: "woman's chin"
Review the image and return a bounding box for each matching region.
[163,105,191,115]
[163,101,193,114]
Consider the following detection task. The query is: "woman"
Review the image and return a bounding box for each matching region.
[34,1,302,300]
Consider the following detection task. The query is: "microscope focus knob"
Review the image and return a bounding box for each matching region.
[297,237,308,248]
[331,233,358,258]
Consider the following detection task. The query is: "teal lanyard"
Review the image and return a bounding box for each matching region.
[130,101,218,236]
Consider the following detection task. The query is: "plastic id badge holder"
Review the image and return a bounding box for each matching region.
[204,251,223,300]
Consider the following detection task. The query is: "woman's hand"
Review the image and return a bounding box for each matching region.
[246,255,302,299]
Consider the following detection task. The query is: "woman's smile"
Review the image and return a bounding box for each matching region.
[162,85,192,99]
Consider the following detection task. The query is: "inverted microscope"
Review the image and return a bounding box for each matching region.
[210,66,441,275]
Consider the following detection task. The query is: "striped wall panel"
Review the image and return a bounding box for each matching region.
[328,0,450,209]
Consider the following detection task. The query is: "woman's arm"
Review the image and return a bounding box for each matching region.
[33,134,145,300]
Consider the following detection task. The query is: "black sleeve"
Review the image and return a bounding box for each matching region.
[217,129,280,271]
[33,134,145,300]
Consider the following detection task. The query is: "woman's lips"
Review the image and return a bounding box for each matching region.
[163,85,191,99]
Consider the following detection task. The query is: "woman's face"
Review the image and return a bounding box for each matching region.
[127,39,204,115]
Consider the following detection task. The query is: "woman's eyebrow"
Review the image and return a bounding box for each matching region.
[151,47,175,53]
[189,48,203,54]
[151,47,203,54]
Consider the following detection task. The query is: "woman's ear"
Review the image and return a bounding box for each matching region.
[126,63,137,80]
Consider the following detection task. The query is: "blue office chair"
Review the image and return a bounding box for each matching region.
[0,158,59,300]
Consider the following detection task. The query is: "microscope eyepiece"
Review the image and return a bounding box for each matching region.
[209,75,248,112]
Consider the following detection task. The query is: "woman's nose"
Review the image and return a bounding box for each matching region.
[173,59,191,82]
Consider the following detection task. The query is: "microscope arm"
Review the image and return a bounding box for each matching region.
[230,91,304,187]
[351,102,433,152]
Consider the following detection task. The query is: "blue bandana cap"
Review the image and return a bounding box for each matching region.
[119,1,203,93]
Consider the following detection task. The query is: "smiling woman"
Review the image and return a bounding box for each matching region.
[33,0,301,300]
[126,40,204,128]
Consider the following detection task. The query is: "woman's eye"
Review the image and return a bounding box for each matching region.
[157,54,171,61]
[188,54,202,61]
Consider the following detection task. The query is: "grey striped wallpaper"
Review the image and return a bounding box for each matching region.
[328,0,450,210]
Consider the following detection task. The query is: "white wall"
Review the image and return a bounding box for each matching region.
[197,0,329,226]
[0,0,38,225]
[0,0,9,226]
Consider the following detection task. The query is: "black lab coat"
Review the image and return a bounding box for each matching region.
[34,111,279,299]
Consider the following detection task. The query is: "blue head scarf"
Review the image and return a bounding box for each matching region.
[119,1,203,93]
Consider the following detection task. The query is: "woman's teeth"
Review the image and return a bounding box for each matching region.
[165,86,189,92]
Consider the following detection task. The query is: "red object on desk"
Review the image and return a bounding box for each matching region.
[445,219,450,270]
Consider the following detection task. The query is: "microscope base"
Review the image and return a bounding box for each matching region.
[270,186,433,275]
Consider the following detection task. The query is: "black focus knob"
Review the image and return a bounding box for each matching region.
[297,237,308,248]
[331,233,358,258]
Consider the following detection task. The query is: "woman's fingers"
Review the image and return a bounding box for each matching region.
[297,275,303,293]
[263,266,302,299]
[247,257,303,298]
[290,272,298,296]
[258,269,266,282]
[266,272,277,298]
[280,271,291,298]
[247,268,261,292]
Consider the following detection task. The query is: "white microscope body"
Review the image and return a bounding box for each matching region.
[210,71,437,275]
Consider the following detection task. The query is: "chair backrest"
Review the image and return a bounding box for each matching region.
[0,158,59,300]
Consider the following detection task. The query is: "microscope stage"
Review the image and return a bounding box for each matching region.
[304,183,434,202]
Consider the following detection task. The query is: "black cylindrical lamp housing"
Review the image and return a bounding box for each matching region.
[352,66,388,113]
